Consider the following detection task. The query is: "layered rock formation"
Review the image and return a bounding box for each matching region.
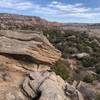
[0,13,100,30]
[0,13,63,30]
[0,30,61,64]
[0,30,61,100]
[0,30,98,100]
[22,72,84,100]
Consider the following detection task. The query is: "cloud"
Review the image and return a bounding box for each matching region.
[0,0,100,21]
[51,1,58,4]
[0,0,33,10]
[49,1,94,15]
[48,1,100,19]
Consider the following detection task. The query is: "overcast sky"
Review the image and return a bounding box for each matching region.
[0,0,100,23]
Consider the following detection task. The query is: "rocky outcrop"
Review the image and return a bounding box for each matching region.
[0,30,61,64]
[0,56,84,100]
[22,71,84,100]
[22,72,66,100]
[77,81,96,100]
[0,13,63,30]
[0,13,100,30]
[0,60,28,100]
[0,30,61,100]
[0,30,98,100]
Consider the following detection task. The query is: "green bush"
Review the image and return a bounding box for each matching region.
[51,59,69,80]
[97,74,100,80]
[83,72,97,83]
[95,63,100,74]
[96,93,100,100]
[43,28,100,69]
[81,57,96,67]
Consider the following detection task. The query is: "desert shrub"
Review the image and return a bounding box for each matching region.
[83,72,97,83]
[96,93,100,100]
[80,57,96,67]
[43,29,100,68]
[95,63,100,74]
[97,74,100,81]
[51,59,69,80]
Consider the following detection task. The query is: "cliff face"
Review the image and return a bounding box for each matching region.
[0,13,63,30]
[0,13,100,30]
[0,13,100,31]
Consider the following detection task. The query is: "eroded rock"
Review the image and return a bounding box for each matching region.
[0,30,61,64]
[22,71,84,100]
[77,81,96,100]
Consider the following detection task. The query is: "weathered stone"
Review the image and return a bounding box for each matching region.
[3,73,11,81]
[22,71,84,100]
[5,90,26,100]
[0,13,63,30]
[0,30,61,64]
[77,81,96,100]
[22,77,36,98]
[29,72,48,92]
[72,53,89,59]
[39,78,66,100]
[65,82,85,100]
[38,65,51,71]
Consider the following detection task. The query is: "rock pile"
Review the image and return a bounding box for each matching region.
[22,71,84,100]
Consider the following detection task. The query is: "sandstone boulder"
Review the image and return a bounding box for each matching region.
[0,30,61,64]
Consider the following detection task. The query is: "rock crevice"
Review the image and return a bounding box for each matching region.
[22,72,84,100]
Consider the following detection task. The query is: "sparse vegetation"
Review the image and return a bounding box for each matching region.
[51,59,70,80]
[43,28,100,83]
[43,29,100,68]
[95,63,100,74]
[83,72,97,83]
[96,93,100,100]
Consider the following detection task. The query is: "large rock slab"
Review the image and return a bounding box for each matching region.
[0,30,61,64]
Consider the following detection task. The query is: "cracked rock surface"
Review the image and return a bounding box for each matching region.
[22,71,84,100]
[0,30,61,64]
[0,30,61,100]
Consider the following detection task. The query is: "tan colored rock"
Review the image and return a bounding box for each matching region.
[22,71,84,100]
[0,13,63,30]
[0,30,61,64]
[38,65,50,72]
[24,72,67,100]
